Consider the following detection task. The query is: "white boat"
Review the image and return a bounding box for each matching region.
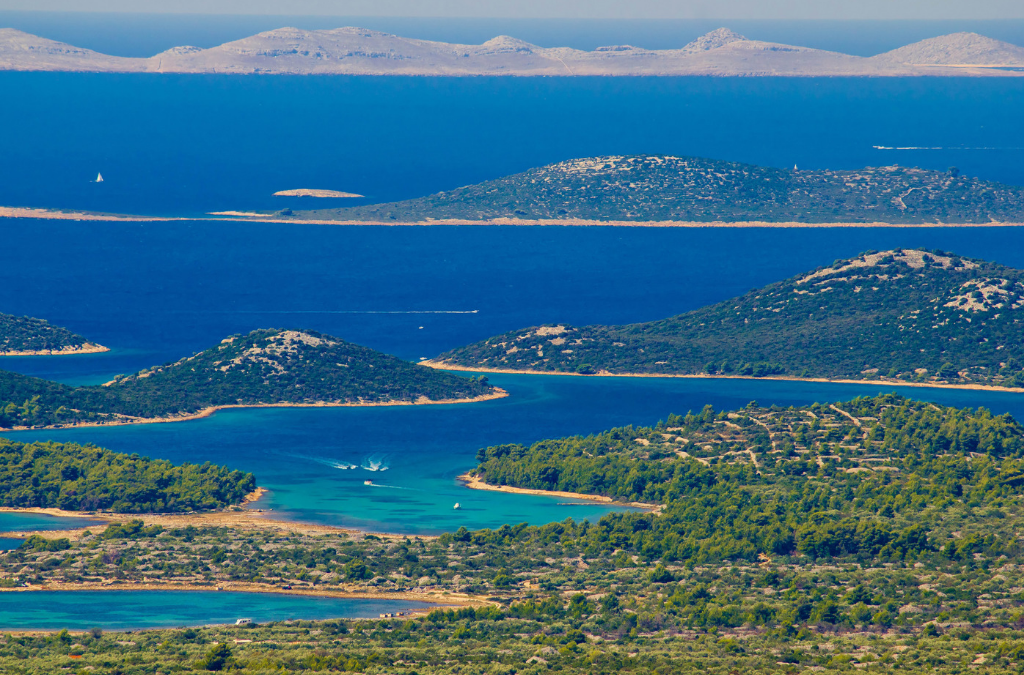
[453,503,461,510]
[364,480,373,485]
[95,172,104,183]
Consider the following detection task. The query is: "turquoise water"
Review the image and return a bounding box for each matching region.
[0,513,105,551]
[0,513,103,532]
[0,591,435,630]
[7,372,1024,535]
[4,225,1024,533]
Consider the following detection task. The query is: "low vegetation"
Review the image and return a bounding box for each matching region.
[0,312,101,354]
[0,328,496,428]
[0,438,254,512]
[437,248,1024,387]
[8,395,1024,672]
[295,155,1024,224]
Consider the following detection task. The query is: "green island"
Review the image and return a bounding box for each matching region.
[9,395,1024,673]
[289,155,1024,224]
[432,248,1024,388]
[0,437,254,513]
[0,312,107,356]
[0,328,499,429]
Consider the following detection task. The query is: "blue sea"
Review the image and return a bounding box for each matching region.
[1,17,1023,538]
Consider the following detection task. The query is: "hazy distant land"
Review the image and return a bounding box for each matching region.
[1,27,1023,77]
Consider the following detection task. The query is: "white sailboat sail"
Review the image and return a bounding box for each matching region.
[96,172,104,182]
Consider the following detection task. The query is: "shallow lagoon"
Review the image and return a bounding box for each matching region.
[0,591,435,630]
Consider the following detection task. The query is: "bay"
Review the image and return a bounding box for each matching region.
[4,224,1024,532]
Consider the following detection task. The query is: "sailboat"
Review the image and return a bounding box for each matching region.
[95,172,104,183]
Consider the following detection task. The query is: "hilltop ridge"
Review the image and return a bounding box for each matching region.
[1,27,1021,76]
[432,249,1024,389]
[293,156,1024,225]
[0,328,501,428]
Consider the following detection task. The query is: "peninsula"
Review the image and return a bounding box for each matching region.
[0,27,1022,77]
[0,437,254,513]
[0,328,503,429]
[291,156,1024,225]
[0,311,107,356]
[430,249,1024,389]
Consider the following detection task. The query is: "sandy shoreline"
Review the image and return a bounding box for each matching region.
[0,343,109,357]
[4,206,1024,228]
[1,388,508,432]
[422,361,1024,395]
[0,206,182,222]
[457,473,662,512]
[0,489,431,542]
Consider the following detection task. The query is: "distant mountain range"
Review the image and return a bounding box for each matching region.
[1,27,1023,76]
[291,155,1024,225]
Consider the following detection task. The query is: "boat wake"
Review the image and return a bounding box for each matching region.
[873,145,1024,151]
[361,455,390,472]
[290,453,359,470]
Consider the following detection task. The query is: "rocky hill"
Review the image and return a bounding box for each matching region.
[431,249,1024,389]
[872,32,1024,67]
[294,156,1024,224]
[0,328,499,428]
[0,312,107,356]
[1,27,1021,76]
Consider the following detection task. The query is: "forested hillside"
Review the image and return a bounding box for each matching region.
[0,328,497,428]
[294,155,1024,224]
[436,249,1024,387]
[0,312,106,355]
[471,394,1024,563]
[0,438,254,512]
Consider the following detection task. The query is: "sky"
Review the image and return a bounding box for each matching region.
[3,0,1024,20]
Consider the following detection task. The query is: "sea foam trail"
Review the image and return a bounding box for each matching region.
[873,145,1024,150]
[174,309,480,314]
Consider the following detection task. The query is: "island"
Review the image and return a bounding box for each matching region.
[0,437,255,513]
[292,156,1024,225]
[1,27,1022,77]
[10,394,1024,674]
[0,328,503,429]
[0,311,108,356]
[272,189,364,198]
[6,157,1024,226]
[429,249,1024,389]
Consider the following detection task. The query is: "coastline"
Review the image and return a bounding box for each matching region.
[0,583,481,634]
[422,361,1024,395]
[0,388,508,431]
[457,473,662,513]
[4,206,1024,228]
[0,343,109,357]
[0,581,476,608]
[0,206,181,222]
[0,503,431,542]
